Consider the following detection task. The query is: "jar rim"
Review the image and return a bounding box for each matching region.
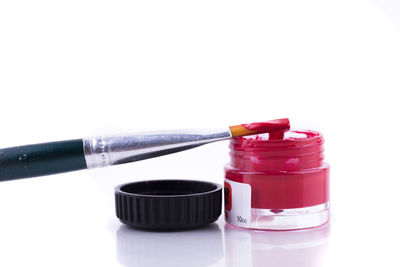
[230,130,323,149]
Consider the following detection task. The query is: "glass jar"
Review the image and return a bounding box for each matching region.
[224,130,329,230]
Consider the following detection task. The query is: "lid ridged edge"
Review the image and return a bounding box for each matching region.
[115,181,222,229]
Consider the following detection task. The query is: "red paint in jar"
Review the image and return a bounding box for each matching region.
[224,130,330,230]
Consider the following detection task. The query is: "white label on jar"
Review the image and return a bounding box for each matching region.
[224,178,252,228]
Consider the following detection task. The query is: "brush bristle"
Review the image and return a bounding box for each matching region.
[229,125,256,137]
[229,118,290,138]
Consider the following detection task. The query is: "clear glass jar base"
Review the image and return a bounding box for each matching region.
[247,203,330,230]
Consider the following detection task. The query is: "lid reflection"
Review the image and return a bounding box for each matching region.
[116,224,223,267]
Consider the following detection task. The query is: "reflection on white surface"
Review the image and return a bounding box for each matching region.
[116,224,223,267]
[224,223,330,267]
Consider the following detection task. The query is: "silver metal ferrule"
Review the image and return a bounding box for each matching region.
[82,128,232,169]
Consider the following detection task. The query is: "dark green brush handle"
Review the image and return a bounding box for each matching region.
[0,140,87,181]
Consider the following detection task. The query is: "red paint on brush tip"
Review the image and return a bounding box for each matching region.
[242,118,290,133]
[268,131,285,140]
[242,118,290,139]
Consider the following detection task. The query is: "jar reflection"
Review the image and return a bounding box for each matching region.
[224,223,330,267]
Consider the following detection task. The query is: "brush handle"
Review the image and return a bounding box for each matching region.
[0,129,231,181]
[0,140,87,181]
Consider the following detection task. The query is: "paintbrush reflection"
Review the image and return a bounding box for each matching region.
[116,224,223,267]
[224,223,330,267]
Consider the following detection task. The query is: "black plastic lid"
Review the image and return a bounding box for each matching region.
[115,180,222,230]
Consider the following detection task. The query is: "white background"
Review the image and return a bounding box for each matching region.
[1,0,400,266]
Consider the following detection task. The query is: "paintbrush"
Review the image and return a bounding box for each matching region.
[0,118,289,181]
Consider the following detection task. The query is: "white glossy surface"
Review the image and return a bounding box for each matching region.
[1,0,400,266]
